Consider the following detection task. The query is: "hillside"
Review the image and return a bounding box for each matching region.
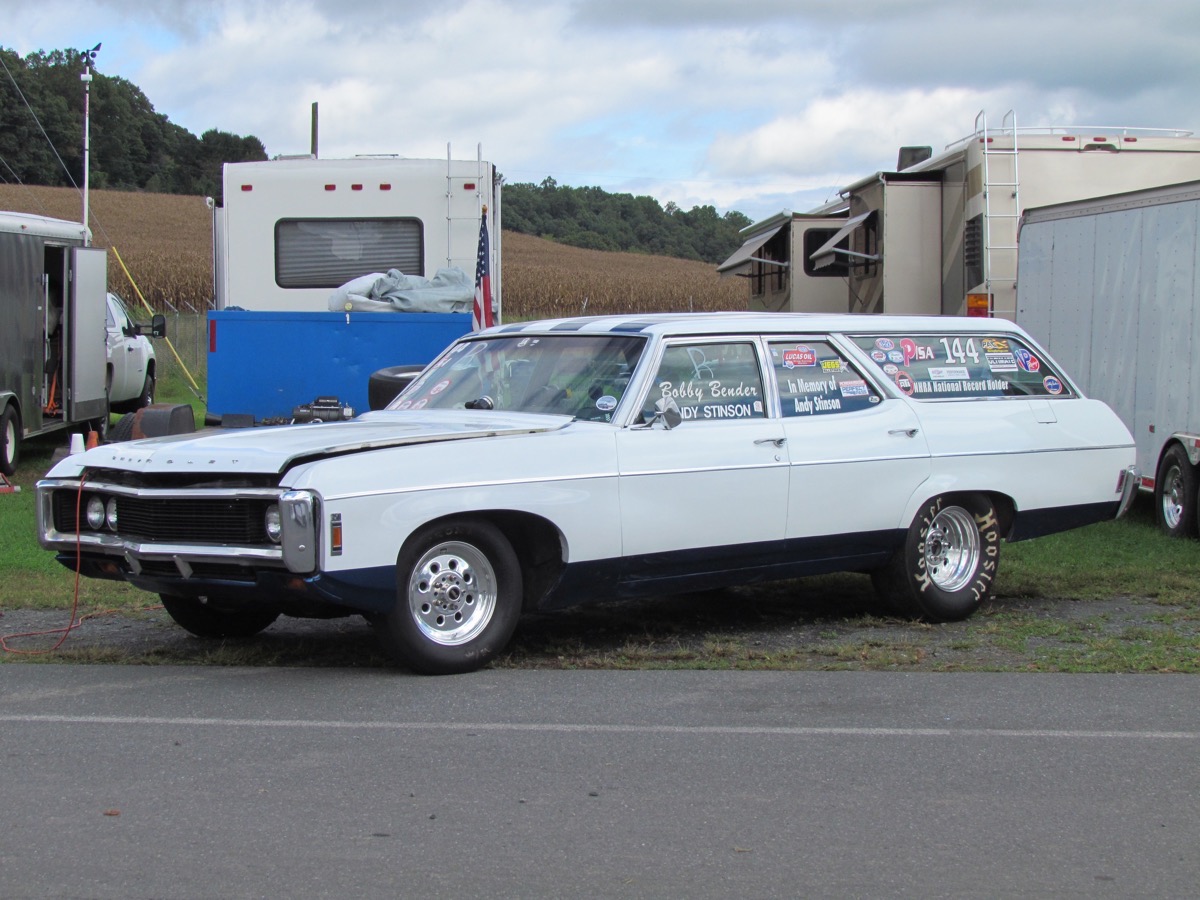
[0,185,746,317]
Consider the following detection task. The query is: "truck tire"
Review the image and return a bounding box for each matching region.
[134,370,156,411]
[0,404,19,476]
[871,493,1000,621]
[1155,444,1198,538]
[368,365,424,410]
[378,518,523,674]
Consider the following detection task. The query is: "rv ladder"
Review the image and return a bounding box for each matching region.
[978,109,1021,318]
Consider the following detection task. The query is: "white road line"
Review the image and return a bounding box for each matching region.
[1,714,1197,740]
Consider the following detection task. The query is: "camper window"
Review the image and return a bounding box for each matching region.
[802,228,850,278]
[274,217,424,288]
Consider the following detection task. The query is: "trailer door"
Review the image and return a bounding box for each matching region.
[66,246,108,423]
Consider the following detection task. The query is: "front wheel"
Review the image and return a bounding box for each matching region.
[872,493,1000,622]
[159,594,280,638]
[378,519,522,674]
[1155,445,1197,538]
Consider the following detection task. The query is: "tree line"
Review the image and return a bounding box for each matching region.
[0,47,265,201]
[1,46,754,264]
[504,178,752,264]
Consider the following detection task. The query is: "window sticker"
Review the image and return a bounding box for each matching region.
[851,334,1072,399]
[770,341,880,416]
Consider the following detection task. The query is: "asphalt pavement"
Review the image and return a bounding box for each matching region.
[1,667,1197,899]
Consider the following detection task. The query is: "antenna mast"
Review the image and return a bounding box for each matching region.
[80,42,100,245]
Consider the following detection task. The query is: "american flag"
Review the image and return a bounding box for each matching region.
[472,211,494,330]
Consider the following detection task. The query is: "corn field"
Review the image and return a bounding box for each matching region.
[0,184,750,385]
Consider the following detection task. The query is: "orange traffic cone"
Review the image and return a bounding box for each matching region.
[86,430,99,449]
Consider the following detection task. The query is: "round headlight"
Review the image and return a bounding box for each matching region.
[265,505,282,543]
[86,496,105,530]
[106,498,119,531]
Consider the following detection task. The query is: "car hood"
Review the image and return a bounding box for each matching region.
[60,410,575,476]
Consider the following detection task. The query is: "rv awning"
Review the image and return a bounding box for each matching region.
[809,210,876,270]
[717,224,785,276]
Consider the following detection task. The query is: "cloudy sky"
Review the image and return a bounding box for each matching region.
[8,0,1200,221]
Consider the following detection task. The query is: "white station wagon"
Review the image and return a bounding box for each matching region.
[38,313,1138,674]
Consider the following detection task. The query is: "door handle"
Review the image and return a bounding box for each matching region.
[888,428,919,438]
[754,437,787,448]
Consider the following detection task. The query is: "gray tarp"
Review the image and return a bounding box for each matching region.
[328,267,474,313]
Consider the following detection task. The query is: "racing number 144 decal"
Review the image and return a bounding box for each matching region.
[939,337,980,365]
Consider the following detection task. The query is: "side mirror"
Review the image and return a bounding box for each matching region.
[144,314,166,338]
[648,397,682,430]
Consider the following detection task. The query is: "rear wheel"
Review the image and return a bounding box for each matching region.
[159,594,280,638]
[378,519,522,674]
[0,404,19,476]
[1155,445,1197,538]
[872,493,1000,622]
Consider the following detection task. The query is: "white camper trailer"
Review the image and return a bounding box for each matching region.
[213,153,501,311]
[206,152,502,421]
[722,113,1200,321]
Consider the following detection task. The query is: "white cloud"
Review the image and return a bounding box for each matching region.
[5,0,1200,223]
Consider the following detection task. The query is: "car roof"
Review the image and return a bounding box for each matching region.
[485,311,1031,339]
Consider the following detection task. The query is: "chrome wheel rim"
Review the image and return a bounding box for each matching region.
[924,506,980,592]
[1161,465,1185,530]
[3,418,14,466]
[407,540,497,646]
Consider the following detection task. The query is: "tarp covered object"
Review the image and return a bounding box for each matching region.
[328,268,474,313]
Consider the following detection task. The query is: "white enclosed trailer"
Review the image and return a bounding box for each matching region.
[1016,180,1200,536]
[722,113,1200,321]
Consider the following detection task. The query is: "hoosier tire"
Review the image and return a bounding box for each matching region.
[379,518,523,675]
[872,493,1000,622]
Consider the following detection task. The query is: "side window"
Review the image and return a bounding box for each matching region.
[851,334,1074,398]
[769,341,881,416]
[642,342,765,422]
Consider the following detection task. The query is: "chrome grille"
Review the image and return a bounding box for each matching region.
[53,492,273,545]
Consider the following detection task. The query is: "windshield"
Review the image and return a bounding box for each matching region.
[390,333,647,421]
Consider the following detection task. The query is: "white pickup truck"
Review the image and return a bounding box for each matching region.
[38,313,1138,674]
[104,291,156,413]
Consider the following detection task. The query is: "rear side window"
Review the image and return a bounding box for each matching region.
[851,334,1072,399]
[768,340,881,416]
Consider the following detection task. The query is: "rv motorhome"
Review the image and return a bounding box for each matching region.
[721,112,1200,321]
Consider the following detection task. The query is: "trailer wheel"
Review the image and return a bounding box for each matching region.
[871,493,1000,621]
[1155,445,1198,538]
[0,404,20,476]
[159,594,280,638]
